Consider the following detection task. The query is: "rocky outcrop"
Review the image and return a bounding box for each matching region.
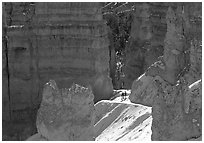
[151,4,202,141]
[184,79,202,115]
[130,74,158,107]
[130,3,202,140]
[146,5,187,84]
[182,3,202,86]
[3,2,112,121]
[151,77,201,140]
[124,3,168,88]
[28,80,95,141]
[151,4,201,140]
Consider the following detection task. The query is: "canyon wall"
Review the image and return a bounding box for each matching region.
[130,2,202,140]
[124,2,169,88]
[3,2,112,121]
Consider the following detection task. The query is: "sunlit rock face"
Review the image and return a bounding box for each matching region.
[35,80,95,141]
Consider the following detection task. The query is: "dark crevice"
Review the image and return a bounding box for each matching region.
[3,26,12,120]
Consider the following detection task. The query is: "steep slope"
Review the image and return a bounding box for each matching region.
[94,95,152,141]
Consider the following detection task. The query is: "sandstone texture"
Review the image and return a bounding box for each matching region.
[151,77,201,140]
[2,2,202,141]
[184,79,202,115]
[3,2,113,122]
[124,2,168,88]
[32,80,95,141]
[129,74,157,107]
[130,3,202,141]
[146,5,186,84]
[150,4,201,140]
[129,60,165,106]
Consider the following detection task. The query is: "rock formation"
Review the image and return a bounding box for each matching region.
[130,3,202,140]
[28,80,95,141]
[124,3,168,88]
[151,4,201,140]
[151,77,201,140]
[2,2,113,121]
[2,2,202,141]
[2,2,113,140]
[129,74,158,107]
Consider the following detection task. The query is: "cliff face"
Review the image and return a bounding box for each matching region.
[130,2,202,140]
[3,2,113,122]
[124,3,168,88]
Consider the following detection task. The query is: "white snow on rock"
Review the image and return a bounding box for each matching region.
[184,79,202,114]
[94,98,152,141]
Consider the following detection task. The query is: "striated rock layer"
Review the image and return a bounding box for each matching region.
[3,2,113,121]
[28,80,95,141]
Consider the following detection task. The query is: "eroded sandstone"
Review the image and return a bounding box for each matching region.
[34,80,95,141]
[130,3,202,140]
[124,2,168,88]
[3,2,112,120]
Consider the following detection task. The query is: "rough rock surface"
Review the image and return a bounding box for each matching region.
[130,3,202,141]
[129,60,165,106]
[151,77,201,140]
[184,79,202,117]
[33,80,95,141]
[150,4,202,141]
[183,3,202,85]
[3,2,112,121]
[146,6,186,84]
[129,74,157,107]
[124,3,168,88]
